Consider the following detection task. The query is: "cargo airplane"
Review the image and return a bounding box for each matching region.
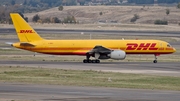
[10,13,176,63]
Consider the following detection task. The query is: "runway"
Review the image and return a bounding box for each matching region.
[1,83,180,101]
[1,28,180,37]
[1,61,180,76]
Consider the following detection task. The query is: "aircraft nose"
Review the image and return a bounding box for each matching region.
[173,48,176,52]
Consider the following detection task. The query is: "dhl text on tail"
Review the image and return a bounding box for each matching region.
[10,13,176,63]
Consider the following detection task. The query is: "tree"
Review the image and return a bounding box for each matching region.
[32,14,40,22]
[19,12,28,22]
[72,16,76,23]
[24,17,28,22]
[19,12,24,18]
[43,17,51,23]
[120,0,123,3]
[11,0,15,5]
[9,18,13,24]
[41,0,62,6]
[154,20,168,25]
[64,0,76,5]
[23,0,27,5]
[63,16,76,23]
[78,0,85,5]
[166,9,170,15]
[99,12,103,16]
[177,3,180,9]
[29,0,38,7]
[53,17,61,23]
[58,6,63,11]
[128,0,154,4]
[131,14,140,22]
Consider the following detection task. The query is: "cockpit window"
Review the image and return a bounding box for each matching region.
[167,44,171,47]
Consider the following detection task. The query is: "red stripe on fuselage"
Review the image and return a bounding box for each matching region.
[39,52,173,56]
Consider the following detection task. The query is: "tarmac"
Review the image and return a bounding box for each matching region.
[1,83,180,101]
[0,28,180,101]
[1,61,180,77]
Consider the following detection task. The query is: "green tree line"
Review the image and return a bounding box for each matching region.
[32,14,77,24]
[1,0,180,6]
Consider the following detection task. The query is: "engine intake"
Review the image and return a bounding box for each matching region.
[110,50,126,60]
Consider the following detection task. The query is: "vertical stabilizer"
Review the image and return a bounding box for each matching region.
[10,13,44,42]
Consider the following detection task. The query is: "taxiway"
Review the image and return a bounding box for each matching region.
[0,83,180,101]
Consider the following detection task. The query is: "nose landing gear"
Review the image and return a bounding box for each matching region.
[153,60,157,63]
[153,54,159,63]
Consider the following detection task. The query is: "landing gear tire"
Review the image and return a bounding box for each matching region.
[92,60,96,63]
[153,60,157,63]
[84,53,100,63]
[83,59,88,63]
[153,54,158,63]
[88,59,92,63]
[83,59,100,63]
[95,60,100,63]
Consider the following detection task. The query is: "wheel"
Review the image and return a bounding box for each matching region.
[88,59,92,63]
[83,59,88,63]
[92,60,96,63]
[83,59,100,63]
[95,60,100,63]
[153,60,157,63]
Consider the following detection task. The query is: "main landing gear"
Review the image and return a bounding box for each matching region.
[83,54,100,63]
[83,59,100,63]
[153,54,158,63]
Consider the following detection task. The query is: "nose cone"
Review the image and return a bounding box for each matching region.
[173,48,176,53]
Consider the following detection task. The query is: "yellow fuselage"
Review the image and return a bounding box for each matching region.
[13,39,176,56]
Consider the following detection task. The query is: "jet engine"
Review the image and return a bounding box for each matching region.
[110,50,126,60]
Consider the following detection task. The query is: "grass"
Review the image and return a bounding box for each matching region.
[0,66,180,91]
[0,48,34,55]
[0,54,179,62]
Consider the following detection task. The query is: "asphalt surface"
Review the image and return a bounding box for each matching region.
[1,61,180,76]
[1,83,180,101]
[1,28,180,101]
[1,61,180,101]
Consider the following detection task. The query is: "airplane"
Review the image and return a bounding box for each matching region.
[10,13,176,63]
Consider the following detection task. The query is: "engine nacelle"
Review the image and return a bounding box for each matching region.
[110,50,126,60]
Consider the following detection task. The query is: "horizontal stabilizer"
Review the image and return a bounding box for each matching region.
[20,42,35,47]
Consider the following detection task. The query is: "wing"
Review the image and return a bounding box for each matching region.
[88,45,112,54]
